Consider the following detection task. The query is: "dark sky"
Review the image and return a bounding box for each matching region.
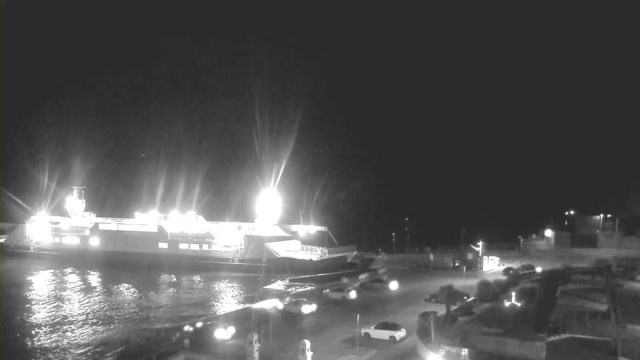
[1,3,638,250]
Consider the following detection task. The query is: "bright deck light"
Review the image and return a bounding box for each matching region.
[255,188,282,224]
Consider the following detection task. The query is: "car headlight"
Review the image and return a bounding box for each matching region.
[183,325,193,332]
[213,326,235,340]
[226,326,235,336]
[214,328,227,339]
[301,303,317,314]
[388,280,399,291]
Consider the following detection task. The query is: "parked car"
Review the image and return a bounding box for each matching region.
[361,321,407,342]
[323,286,357,300]
[359,278,399,291]
[425,286,470,306]
[282,298,318,315]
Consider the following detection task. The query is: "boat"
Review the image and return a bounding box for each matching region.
[0,187,364,275]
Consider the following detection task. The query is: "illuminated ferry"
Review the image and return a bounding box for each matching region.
[0,187,360,274]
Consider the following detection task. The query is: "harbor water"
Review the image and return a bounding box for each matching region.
[0,256,274,360]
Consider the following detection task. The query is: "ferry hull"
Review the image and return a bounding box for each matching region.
[0,243,357,275]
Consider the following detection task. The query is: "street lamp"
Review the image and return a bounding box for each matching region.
[255,188,282,224]
[544,229,553,238]
[564,209,575,226]
[470,241,483,274]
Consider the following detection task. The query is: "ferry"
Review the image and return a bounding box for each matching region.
[0,187,364,275]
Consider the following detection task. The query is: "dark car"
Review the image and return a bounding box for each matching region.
[425,286,470,306]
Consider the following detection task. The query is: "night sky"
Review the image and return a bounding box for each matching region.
[2,3,637,250]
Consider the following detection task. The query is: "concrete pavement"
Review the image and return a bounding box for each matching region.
[256,269,500,360]
[122,268,499,359]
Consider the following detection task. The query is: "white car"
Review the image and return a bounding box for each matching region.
[323,287,357,301]
[282,298,318,315]
[361,322,407,342]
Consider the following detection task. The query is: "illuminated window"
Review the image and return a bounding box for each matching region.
[158,242,169,249]
[179,243,188,250]
[202,244,210,250]
[89,237,100,246]
[189,244,200,250]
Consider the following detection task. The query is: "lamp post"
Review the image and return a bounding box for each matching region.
[356,313,360,356]
[391,232,396,254]
[470,241,483,276]
[544,229,554,246]
[404,218,410,253]
[564,209,575,227]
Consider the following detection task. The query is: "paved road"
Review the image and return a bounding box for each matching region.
[255,269,497,360]
[122,268,499,359]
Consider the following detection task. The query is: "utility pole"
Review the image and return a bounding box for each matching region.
[405,218,410,253]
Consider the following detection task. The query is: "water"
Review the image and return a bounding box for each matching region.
[0,257,271,360]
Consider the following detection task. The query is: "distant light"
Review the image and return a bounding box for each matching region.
[535,266,542,273]
[183,325,193,332]
[570,210,575,215]
[89,237,100,246]
[195,321,203,328]
[544,229,553,237]
[388,280,399,291]
[255,188,282,224]
[600,213,604,218]
[565,211,569,215]
[427,353,443,360]
[607,214,612,218]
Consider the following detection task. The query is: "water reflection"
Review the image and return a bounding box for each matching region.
[3,259,264,359]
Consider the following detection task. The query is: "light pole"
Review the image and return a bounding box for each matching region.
[599,214,605,232]
[470,241,483,276]
[404,218,410,253]
[356,313,360,356]
[564,209,575,227]
[391,232,396,253]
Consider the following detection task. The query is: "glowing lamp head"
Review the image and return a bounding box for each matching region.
[255,188,282,224]
[544,229,553,237]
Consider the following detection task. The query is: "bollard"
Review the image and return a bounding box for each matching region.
[298,339,312,360]
[246,332,260,360]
